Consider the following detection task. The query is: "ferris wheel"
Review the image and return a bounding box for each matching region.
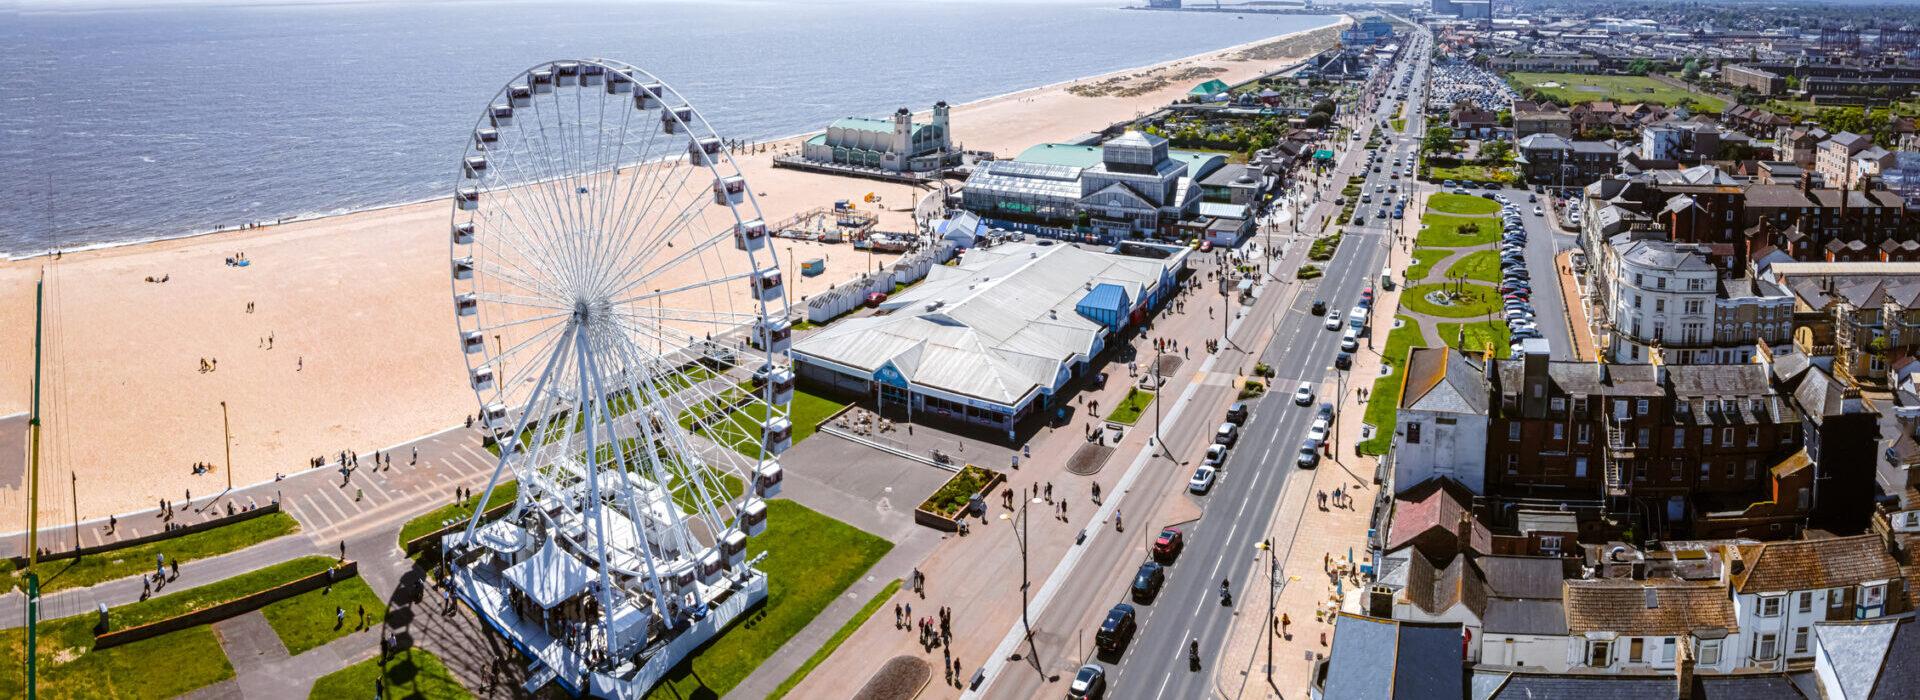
[447,59,791,663]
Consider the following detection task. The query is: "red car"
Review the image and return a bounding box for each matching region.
[1153,528,1184,559]
[864,291,889,307]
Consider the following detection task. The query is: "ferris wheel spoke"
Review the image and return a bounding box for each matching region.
[474,308,574,336]
[609,269,759,309]
[613,304,764,325]
[474,291,572,313]
[598,169,703,299]
[486,148,582,291]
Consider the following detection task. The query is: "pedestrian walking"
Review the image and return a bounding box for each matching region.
[157,553,166,579]
[895,603,903,629]
[171,559,179,580]
[1044,482,1052,502]
[359,604,366,629]
[340,540,347,561]
[335,606,345,627]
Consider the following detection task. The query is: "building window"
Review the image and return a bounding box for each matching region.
[1629,638,1645,663]
[1616,400,1629,419]
[1655,299,1666,312]
[1638,400,1649,415]
[1588,640,1613,667]
[1506,454,1519,474]
[1551,397,1566,412]
[1657,277,1667,290]
[1575,457,1588,478]
[1723,427,1735,445]
[1553,424,1565,440]
[1830,587,1847,608]
[1747,430,1759,447]
[1689,278,1706,291]
[1634,294,1643,308]
[1574,397,1588,415]
[1793,627,1810,654]
[1639,428,1651,446]
[1673,430,1686,448]
[1700,461,1712,480]
[1746,459,1758,479]
[1699,639,1722,665]
[1798,591,1813,614]
[1406,422,1421,444]
[1577,424,1591,444]
[1540,535,1564,552]
[1783,425,1794,444]
[1686,299,1704,314]
[1662,638,1677,663]
[1703,428,1714,446]
[1760,595,1783,617]
[1725,461,1736,480]
[1635,462,1648,481]
[1756,633,1778,660]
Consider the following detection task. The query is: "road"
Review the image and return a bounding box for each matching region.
[970,32,1434,700]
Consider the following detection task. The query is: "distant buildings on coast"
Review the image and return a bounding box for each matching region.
[799,102,957,175]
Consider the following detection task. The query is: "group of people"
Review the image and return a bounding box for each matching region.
[891,569,968,689]
[223,252,250,266]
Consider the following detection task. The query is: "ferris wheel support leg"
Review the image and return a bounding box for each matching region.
[458,323,576,553]
[575,330,622,658]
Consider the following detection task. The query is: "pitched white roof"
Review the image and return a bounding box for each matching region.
[794,242,1177,405]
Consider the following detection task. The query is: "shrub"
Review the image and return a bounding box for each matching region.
[1297,265,1324,280]
[1238,380,1267,399]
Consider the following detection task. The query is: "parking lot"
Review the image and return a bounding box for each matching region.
[1425,61,1518,114]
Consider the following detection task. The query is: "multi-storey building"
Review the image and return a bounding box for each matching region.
[1601,236,1793,365]
[1516,133,1618,188]
[1727,534,1910,670]
[1815,132,1874,188]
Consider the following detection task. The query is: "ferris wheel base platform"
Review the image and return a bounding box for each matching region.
[455,567,770,698]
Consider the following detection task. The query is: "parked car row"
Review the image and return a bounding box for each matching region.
[1496,201,1541,356]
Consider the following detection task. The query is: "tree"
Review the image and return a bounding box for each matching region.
[1305,112,1332,129]
[1681,59,1703,82]
[1312,99,1336,116]
[1784,75,1799,91]
[1479,140,1512,164]
[1423,125,1456,154]
[1627,58,1653,76]
[1497,110,1514,128]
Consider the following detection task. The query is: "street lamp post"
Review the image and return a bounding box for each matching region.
[1257,538,1279,690]
[220,400,233,493]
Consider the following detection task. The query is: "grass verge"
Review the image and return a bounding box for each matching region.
[1358,316,1426,456]
[16,511,300,594]
[309,647,472,700]
[1425,193,1500,216]
[1444,250,1502,283]
[1105,388,1156,425]
[0,555,337,700]
[1507,72,1726,112]
[682,384,847,459]
[766,579,904,700]
[398,481,519,550]
[1415,213,1501,248]
[261,572,389,656]
[645,500,892,700]
[1436,321,1512,359]
[1405,249,1450,283]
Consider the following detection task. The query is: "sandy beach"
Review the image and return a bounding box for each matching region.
[0,19,1346,528]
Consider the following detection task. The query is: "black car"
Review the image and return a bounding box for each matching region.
[1131,561,1166,602]
[1311,300,1327,315]
[1335,351,1352,370]
[1226,402,1250,424]
[1095,604,1137,652]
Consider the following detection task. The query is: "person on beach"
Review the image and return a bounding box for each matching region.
[297,356,303,371]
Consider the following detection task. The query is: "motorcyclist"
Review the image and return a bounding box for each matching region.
[1189,638,1200,660]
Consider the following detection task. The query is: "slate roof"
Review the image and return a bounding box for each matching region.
[1730,534,1901,594]
[1813,619,1920,699]
[1693,673,1809,699]
[1401,346,1490,414]
[1406,553,1489,618]
[1483,597,1568,636]
[1322,614,1466,700]
[1563,579,1738,636]
[1479,555,1572,599]
[1485,673,1678,700]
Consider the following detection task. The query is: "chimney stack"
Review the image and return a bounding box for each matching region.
[1676,632,1697,699]
[1801,170,1813,196]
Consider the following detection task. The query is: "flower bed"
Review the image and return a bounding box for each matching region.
[914,465,1004,532]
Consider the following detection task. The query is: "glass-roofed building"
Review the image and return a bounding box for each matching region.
[800,102,956,173]
[959,130,1225,242]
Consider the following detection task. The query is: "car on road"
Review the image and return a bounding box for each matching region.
[1325,309,1344,330]
[1189,465,1216,493]
[1227,401,1250,424]
[1533,206,1543,216]
[1528,193,1537,203]
[1341,329,1359,352]
[864,291,888,307]
[1068,663,1108,700]
[1308,416,1329,442]
[1153,528,1184,559]
[1298,439,1321,468]
[1204,443,1227,466]
[1335,351,1352,370]
[1295,382,1315,406]
[1318,401,1334,421]
[1214,422,1238,446]
[1199,241,1213,253]
[1095,605,1137,655]
[1131,562,1165,602]
[1310,300,1327,315]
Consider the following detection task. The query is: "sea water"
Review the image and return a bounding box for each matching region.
[0,0,1337,255]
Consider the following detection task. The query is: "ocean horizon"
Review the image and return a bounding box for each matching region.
[0,0,1338,256]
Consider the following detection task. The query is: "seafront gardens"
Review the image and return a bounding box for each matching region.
[1360,193,1510,454]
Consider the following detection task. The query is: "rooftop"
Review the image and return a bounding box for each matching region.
[1563,579,1738,636]
[1730,534,1902,594]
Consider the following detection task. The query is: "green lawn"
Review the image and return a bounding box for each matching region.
[682,384,847,460]
[1105,388,1156,425]
[1416,213,1501,248]
[1436,321,1512,359]
[1444,250,1502,283]
[1425,193,1499,216]
[309,647,472,700]
[1391,118,1406,132]
[398,481,519,550]
[1508,72,1726,113]
[1399,283,1501,319]
[1358,316,1426,455]
[260,573,388,656]
[645,499,893,700]
[767,579,903,700]
[15,511,300,594]
[0,555,337,700]
[1405,249,1450,283]
[1428,164,1516,184]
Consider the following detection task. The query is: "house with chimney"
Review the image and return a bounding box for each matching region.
[1817,132,1875,189]
[1727,534,1911,671]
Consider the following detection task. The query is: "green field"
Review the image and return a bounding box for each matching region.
[261,573,388,656]
[1445,250,1502,283]
[645,499,893,700]
[1405,249,1451,283]
[1106,388,1156,425]
[1425,193,1500,216]
[1508,72,1726,113]
[309,647,472,700]
[767,579,904,700]
[1416,213,1501,248]
[398,481,519,550]
[1436,320,1513,359]
[1358,316,1426,455]
[15,511,301,594]
[1,556,338,700]
[681,383,847,460]
[1400,283,1502,318]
